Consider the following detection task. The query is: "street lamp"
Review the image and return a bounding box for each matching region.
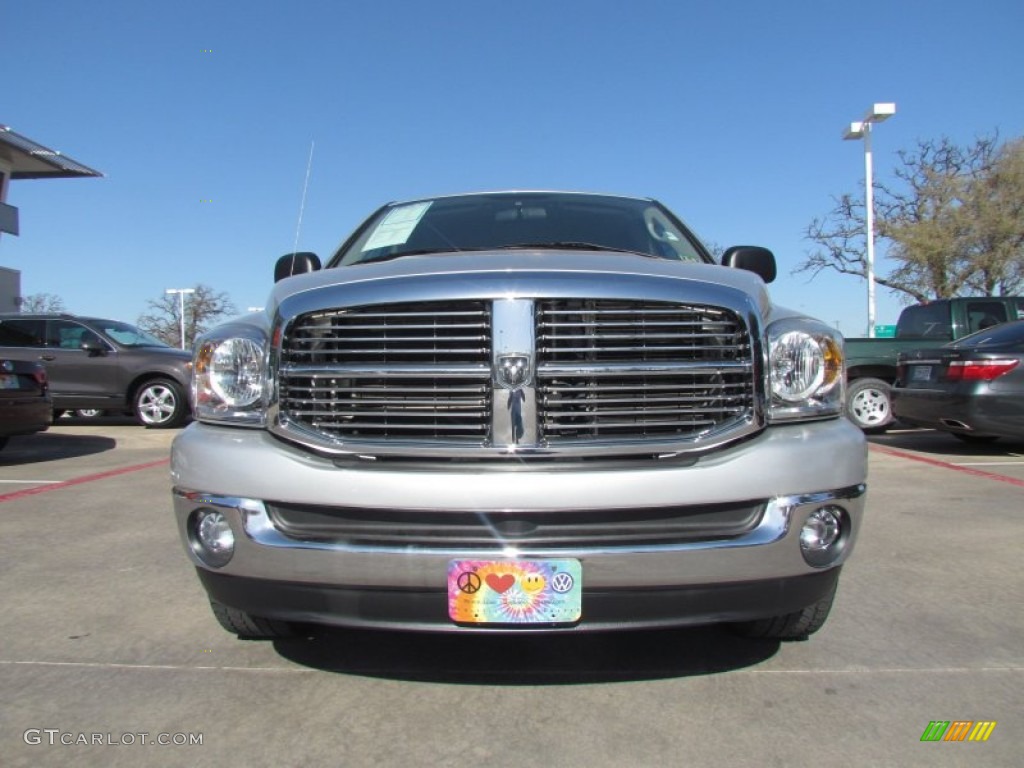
[165,288,196,350]
[843,102,896,338]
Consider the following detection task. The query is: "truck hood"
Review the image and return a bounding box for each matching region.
[267,250,774,318]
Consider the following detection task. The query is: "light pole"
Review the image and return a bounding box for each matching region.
[843,102,896,338]
[165,288,196,350]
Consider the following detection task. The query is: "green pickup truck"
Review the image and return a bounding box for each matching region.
[844,296,1024,430]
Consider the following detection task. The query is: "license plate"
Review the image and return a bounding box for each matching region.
[447,559,582,625]
[0,375,19,390]
[911,365,933,382]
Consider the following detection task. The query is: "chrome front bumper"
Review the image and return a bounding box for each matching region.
[171,419,867,631]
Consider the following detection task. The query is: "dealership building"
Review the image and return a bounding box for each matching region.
[0,124,102,311]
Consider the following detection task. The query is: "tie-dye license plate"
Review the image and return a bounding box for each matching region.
[447,559,582,625]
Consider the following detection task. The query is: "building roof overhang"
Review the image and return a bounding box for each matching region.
[0,125,103,179]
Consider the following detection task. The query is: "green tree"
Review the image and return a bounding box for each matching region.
[137,284,237,349]
[798,135,1024,303]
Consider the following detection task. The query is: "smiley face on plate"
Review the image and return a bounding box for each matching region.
[521,573,546,593]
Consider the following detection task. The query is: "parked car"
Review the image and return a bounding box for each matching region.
[172,190,866,643]
[0,314,192,428]
[893,319,1024,442]
[844,296,1024,431]
[0,358,51,450]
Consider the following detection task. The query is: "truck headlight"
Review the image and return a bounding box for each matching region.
[768,319,844,422]
[193,327,268,426]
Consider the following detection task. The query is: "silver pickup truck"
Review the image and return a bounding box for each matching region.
[171,191,867,641]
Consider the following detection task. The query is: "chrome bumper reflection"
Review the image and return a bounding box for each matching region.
[173,485,866,588]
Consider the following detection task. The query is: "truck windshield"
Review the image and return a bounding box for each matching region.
[331,192,711,267]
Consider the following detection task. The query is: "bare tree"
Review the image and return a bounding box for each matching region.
[703,241,726,260]
[798,134,1024,303]
[20,293,67,312]
[137,285,237,349]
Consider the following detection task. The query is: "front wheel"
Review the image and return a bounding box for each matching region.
[846,377,893,431]
[133,379,188,428]
[730,580,837,640]
[210,601,294,639]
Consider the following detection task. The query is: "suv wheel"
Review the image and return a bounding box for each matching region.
[133,379,188,428]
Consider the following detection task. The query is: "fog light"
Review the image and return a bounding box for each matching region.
[190,509,235,567]
[799,506,845,567]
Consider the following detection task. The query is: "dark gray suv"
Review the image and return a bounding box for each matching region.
[0,313,192,428]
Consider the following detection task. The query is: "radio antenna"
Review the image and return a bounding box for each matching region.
[291,140,315,255]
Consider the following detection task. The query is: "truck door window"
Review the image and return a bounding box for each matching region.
[966,301,1007,333]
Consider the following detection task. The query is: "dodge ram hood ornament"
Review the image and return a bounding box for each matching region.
[495,354,532,390]
[495,353,532,445]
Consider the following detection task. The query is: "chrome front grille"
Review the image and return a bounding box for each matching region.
[276,297,757,455]
[537,300,754,441]
[278,302,492,441]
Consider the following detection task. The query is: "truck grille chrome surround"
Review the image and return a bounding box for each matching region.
[273,297,760,458]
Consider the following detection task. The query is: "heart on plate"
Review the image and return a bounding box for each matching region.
[485,573,515,594]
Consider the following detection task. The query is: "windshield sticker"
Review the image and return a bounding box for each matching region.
[362,201,433,251]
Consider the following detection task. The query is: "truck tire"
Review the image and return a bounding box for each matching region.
[730,581,836,640]
[133,379,188,428]
[209,600,294,639]
[846,377,893,431]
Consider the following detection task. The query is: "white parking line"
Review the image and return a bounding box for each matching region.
[0,480,62,485]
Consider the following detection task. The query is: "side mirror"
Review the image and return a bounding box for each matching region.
[721,246,776,283]
[274,251,321,283]
[80,334,107,356]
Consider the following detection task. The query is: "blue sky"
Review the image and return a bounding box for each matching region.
[3,0,1023,337]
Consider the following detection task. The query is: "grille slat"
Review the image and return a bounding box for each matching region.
[285,348,488,358]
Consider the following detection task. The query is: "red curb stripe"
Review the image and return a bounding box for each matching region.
[870,444,1024,488]
[0,458,170,503]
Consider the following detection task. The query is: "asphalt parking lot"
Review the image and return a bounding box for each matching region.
[1,418,1021,767]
